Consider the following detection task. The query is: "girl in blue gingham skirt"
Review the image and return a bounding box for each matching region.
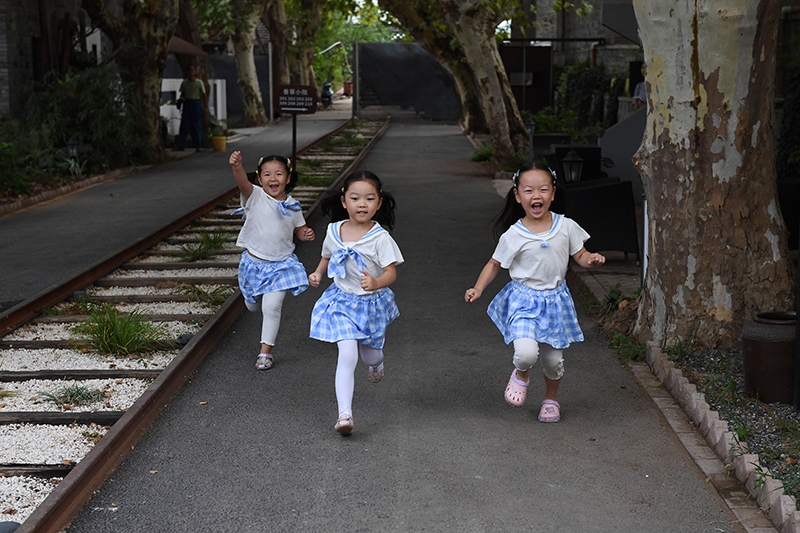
[465,162,605,423]
[229,151,315,370]
[308,171,403,436]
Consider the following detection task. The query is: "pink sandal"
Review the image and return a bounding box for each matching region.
[504,370,529,407]
[538,399,561,422]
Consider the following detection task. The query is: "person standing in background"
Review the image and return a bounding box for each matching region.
[177,65,207,152]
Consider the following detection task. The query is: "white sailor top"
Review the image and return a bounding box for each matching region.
[321,220,404,296]
[492,215,589,291]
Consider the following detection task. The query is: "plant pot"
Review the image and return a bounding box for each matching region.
[211,136,226,152]
[742,311,797,404]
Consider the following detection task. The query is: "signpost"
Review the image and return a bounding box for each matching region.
[274,85,318,162]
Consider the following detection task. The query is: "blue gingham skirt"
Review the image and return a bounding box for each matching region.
[309,284,399,349]
[238,252,309,303]
[487,280,583,349]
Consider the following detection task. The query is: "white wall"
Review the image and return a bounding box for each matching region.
[160,78,226,136]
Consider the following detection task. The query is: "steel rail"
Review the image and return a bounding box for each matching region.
[11,117,390,532]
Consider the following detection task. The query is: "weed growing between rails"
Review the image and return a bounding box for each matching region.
[593,280,800,512]
[71,305,169,356]
[179,229,229,262]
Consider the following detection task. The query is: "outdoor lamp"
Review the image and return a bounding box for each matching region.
[66,136,79,158]
[561,149,583,183]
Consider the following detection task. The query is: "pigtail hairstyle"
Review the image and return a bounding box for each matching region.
[320,171,397,230]
[252,155,299,193]
[491,160,556,241]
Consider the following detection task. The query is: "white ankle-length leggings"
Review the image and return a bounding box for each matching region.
[335,340,383,416]
[513,338,564,380]
[243,291,287,346]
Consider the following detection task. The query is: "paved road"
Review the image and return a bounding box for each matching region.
[63,120,742,532]
[0,106,350,313]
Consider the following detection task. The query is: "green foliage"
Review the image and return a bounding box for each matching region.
[472,142,494,163]
[39,384,106,406]
[176,284,235,308]
[524,107,581,140]
[0,390,16,399]
[557,61,609,128]
[71,305,168,356]
[552,1,594,17]
[600,282,626,318]
[40,295,99,316]
[610,332,645,362]
[664,339,689,361]
[179,229,229,261]
[1,64,139,198]
[312,3,399,89]
[24,64,140,174]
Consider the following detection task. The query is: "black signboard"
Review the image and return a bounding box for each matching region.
[275,85,318,114]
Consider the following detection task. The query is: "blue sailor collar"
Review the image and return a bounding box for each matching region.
[512,213,563,241]
[332,220,385,246]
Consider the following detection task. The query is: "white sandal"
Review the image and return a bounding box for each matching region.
[334,413,354,435]
[368,362,384,383]
[255,354,273,370]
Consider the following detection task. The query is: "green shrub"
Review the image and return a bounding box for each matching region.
[472,142,493,163]
[71,305,168,356]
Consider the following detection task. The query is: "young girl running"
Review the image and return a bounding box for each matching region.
[308,171,403,435]
[229,151,315,370]
[465,161,605,423]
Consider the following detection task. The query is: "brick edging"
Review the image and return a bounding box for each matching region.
[645,341,800,531]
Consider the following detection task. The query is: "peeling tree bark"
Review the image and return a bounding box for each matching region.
[437,0,527,163]
[231,0,268,126]
[263,0,290,95]
[83,0,179,159]
[633,0,795,348]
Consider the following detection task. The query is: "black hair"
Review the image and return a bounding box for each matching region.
[492,161,557,240]
[319,171,397,230]
[249,155,299,193]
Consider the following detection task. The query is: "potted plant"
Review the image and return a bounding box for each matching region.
[210,121,228,152]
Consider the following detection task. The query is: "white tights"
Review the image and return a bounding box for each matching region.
[335,340,383,417]
[244,291,287,347]
[512,338,565,380]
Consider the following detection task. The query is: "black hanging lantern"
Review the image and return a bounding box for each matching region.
[66,136,79,158]
[561,149,583,183]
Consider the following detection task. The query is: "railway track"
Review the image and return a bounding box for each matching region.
[0,117,389,532]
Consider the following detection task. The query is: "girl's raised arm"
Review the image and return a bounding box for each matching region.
[229,151,254,199]
[465,258,502,302]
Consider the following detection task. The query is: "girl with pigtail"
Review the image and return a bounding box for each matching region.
[465,161,605,423]
[308,171,403,435]
[229,152,315,371]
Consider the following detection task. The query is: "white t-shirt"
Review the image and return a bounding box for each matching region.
[321,220,404,296]
[235,186,305,261]
[492,215,589,290]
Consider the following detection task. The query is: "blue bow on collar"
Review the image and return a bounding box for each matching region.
[328,247,366,279]
[278,199,302,216]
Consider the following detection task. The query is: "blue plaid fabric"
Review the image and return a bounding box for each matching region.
[487,280,583,348]
[278,199,302,216]
[309,283,399,349]
[238,252,309,303]
[327,247,367,279]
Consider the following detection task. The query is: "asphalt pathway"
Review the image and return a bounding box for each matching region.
[61,120,743,532]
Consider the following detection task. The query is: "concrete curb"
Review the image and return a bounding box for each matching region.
[0,165,152,219]
[645,341,799,532]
